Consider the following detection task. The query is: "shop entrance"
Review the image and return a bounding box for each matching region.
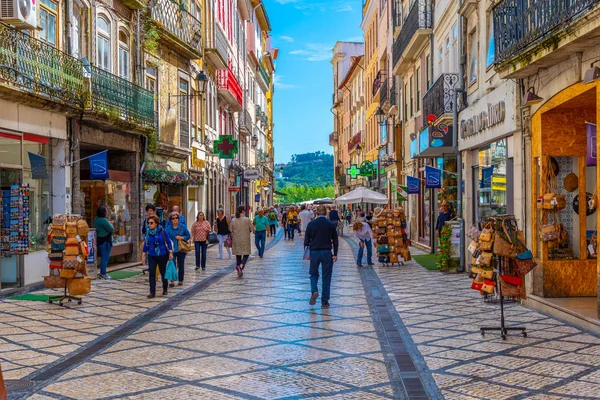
[0,168,22,290]
[531,83,599,319]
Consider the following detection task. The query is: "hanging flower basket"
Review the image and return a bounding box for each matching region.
[143,170,204,186]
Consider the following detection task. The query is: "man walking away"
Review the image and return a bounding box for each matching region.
[281,207,289,240]
[268,207,278,237]
[298,205,313,237]
[304,205,338,308]
[253,208,269,258]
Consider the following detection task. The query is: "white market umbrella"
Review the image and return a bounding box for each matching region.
[313,197,334,204]
[334,187,388,205]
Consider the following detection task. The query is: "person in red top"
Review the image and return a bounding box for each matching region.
[191,211,212,271]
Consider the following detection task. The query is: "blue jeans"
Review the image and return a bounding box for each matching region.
[195,241,208,269]
[174,251,186,282]
[98,240,112,275]
[309,250,333,302]
[255,231,266,257]
[357,239,373,265]
[148,254,168,295]
[288,224,296,240]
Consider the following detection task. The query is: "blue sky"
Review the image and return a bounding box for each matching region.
[264,0,362,164]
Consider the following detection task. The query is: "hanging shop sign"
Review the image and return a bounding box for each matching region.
[244,169,260,180]
[27,152,48,179]
[425,166,442,189]
[397,185,408,201]
[586,122,596,166]
[481,166,494,188]
[213,135,239,159]
[460,101,506,139]
[347,164,360,179]
[89,150,109,180]
[359,161,375,177]
[228,186,241,192]
[255,194,261,203]
[407,176,421,194]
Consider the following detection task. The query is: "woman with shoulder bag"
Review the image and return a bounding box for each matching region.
[142,215,173,298]
[231,206,254,278]
[214,208,232,259]
[94,205,114,280]
[166,212,191,286]
[192,211,212,271]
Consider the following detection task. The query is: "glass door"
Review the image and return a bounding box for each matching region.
[0,168,23,289]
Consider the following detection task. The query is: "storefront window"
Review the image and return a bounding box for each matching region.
[475,139,508,220]
[0,133,22,165]
[143,183,184,226]
[81,181,132,244]
[23,137,51,251]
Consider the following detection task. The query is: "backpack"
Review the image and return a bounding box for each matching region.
[269,211,276,221]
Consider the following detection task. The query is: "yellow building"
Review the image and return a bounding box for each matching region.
[361,0,380,165]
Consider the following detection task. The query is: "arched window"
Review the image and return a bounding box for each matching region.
[118,31,130,79]
[97,16,111,71]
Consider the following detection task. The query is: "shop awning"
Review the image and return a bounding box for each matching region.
[143,170,204,186]
[411,126,454,158]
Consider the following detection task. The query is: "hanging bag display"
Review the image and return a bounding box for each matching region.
[68,276,91,296]
[481,279,496,294]
[477,251,493,266]
[500,278,521,297]
[44,269,66,289]
[467,224,481,241]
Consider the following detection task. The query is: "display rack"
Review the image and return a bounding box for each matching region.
[48,280,82,306]
[478,215,527,340]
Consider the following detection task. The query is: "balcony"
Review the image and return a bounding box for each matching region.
[348,131,362,152]
[392,0,432,76]
[217,67,243,111]
[493,0,600,76]
[205,23,228,70]
[372,71,382,96]
[380,77,389,107]
[239,109,252,136]
[150,0,202,59]
[258,63,271,89]
[89,66,155,131]
[329,132,338,146]
[422,73,466,123]
[393,0,402,30]
[257,148,269,164]
[0,23,84,108]
[390,81,397,107]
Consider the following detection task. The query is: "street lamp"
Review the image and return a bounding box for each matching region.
[375,106,386,125]
[251,134,258,149]
[356,144,362,156]
[196,70,209,94]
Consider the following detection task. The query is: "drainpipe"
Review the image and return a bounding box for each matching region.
[518,79,528,241]
[140,134,148,238]
[65,0,73,55]
[137,10,143,87]
[452,0,466,272]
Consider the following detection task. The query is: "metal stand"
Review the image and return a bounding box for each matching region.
[48,279,82,306]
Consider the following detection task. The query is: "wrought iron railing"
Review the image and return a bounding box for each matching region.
[493,0,600,63]
[392,0,431,67]
[0,23,84,106]
[390,80,397,106]
[372,71,382,96]
[259,63,270,87]
[257,148,269,164]
[179,119,190,148]
[239,109,252,132]
[422,73,466,119]
[393,0,403,28]
[89,66,155,129]
[380,77,389,105]
[151,0,202,56]
[348,131,362,152]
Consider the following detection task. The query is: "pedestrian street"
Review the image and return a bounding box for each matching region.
[2,230,600,399]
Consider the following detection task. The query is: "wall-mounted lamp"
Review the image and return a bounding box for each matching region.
[375,106,386,125]
[251,134,259,148]
[168,70,209,107]
[583,60,600,84]
[521,87,543,106]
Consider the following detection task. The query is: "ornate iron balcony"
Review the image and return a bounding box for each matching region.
[150,0,202,58]
[393,0,432,68]
[89,66,155,129]
[390,80,397,106]
[0,23,84,107]
[239,109,252,134]
[372,71,382,96]
[493,0,600,64]
[259,63,271,87]
[348,131,362,152]
[380,77,389,106]
[422,73,465,120]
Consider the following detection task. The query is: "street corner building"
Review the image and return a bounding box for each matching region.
[329,0,600,332]
[0,0,277,294]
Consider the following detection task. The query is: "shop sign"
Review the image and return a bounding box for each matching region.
[213,135,239,159]
[244,169,259,180]
[255,194,261,202]
[481,166,494,188]
[397,185,408,201]
[587,122,596,166]
[460,101,505,139]
[425,166,442,188]
[359,161,375,177]
[228,186,241,192]
[258,180,270,187]
[191,148,206,169]
[347,164,360,179]
[407,176,421,194]
[89,150,109,180]
[27,152,48,179]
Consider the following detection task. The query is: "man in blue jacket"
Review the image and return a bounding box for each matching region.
[304,204,339,308]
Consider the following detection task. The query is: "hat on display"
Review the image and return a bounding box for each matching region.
[563,173,578,192]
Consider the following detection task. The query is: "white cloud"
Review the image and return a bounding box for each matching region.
[290,43,332,62]
[280,35,295,43]
[273,75,297,89]
[344,36,364,42]
[333,3,352,12]
[275,0,353,13]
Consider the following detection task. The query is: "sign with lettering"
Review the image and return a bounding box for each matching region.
[460,101,506,139]
[425,166,442,189]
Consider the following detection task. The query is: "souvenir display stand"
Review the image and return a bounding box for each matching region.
[44,214,92,306]
[467,215,536,340]
[0,184,30,258]
[373,207,411,266]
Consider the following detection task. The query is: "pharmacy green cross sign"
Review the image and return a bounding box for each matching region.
[359,161,375,177]
[213,135,238,159]
[347,164,360,179]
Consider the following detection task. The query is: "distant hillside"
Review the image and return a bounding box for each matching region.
[277,151,333,188]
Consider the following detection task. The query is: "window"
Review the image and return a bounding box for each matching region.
[97,16,111,72]
[444,36,450,74]
[146,65,158,133]
[469,30,478,84]
[179,79,189,121]
[486,18,495,68]
[409,76,413,116]
[416,68,420,112]
[118,31,130,79]
[438,46,443,74]
[39,0,58,46]
[452,23,458,71]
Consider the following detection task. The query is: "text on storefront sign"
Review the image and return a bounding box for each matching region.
[460,101,506,139]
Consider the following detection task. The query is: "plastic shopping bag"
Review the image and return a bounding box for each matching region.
[303,247,310,261]
[164,259,178,281]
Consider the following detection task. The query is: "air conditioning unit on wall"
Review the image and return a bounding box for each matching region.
[0,0,37,29]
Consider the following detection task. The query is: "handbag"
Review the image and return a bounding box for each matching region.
[49,260,62,269]
[477,251,493,266]
[467,225,480,241]
[501,275,522,286]
[378,236,389,245]
[207,231,219,244]
[480,269,494,280]
[44,270,66,289]
[500,279,521,297]
[540,224,558,242]
[479,224,494,242]
[468,240,479,254]
[481,279,496,294]
[52,214,67,226]
[555,195,567,210]
[378,254,390,263]
[493,233,515,258]
[79,241,89,257]
[377,245,390,254]
[389,253,399,263]
[66,222,78,235]
[376,227,386,235]
[178,239,193,253]
[471,280,484,291]
[48,251,64,261]
[515,257,536,276]
[224,234,232,248]
[402,248,411,262]
[68,276,91,296]
[303,247,310,260]
[77,219,90,238]
[471,266,484,275]
[60,269,77,279]
[164,259,179,281]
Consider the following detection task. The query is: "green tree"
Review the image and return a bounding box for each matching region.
[274,184,335,204]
